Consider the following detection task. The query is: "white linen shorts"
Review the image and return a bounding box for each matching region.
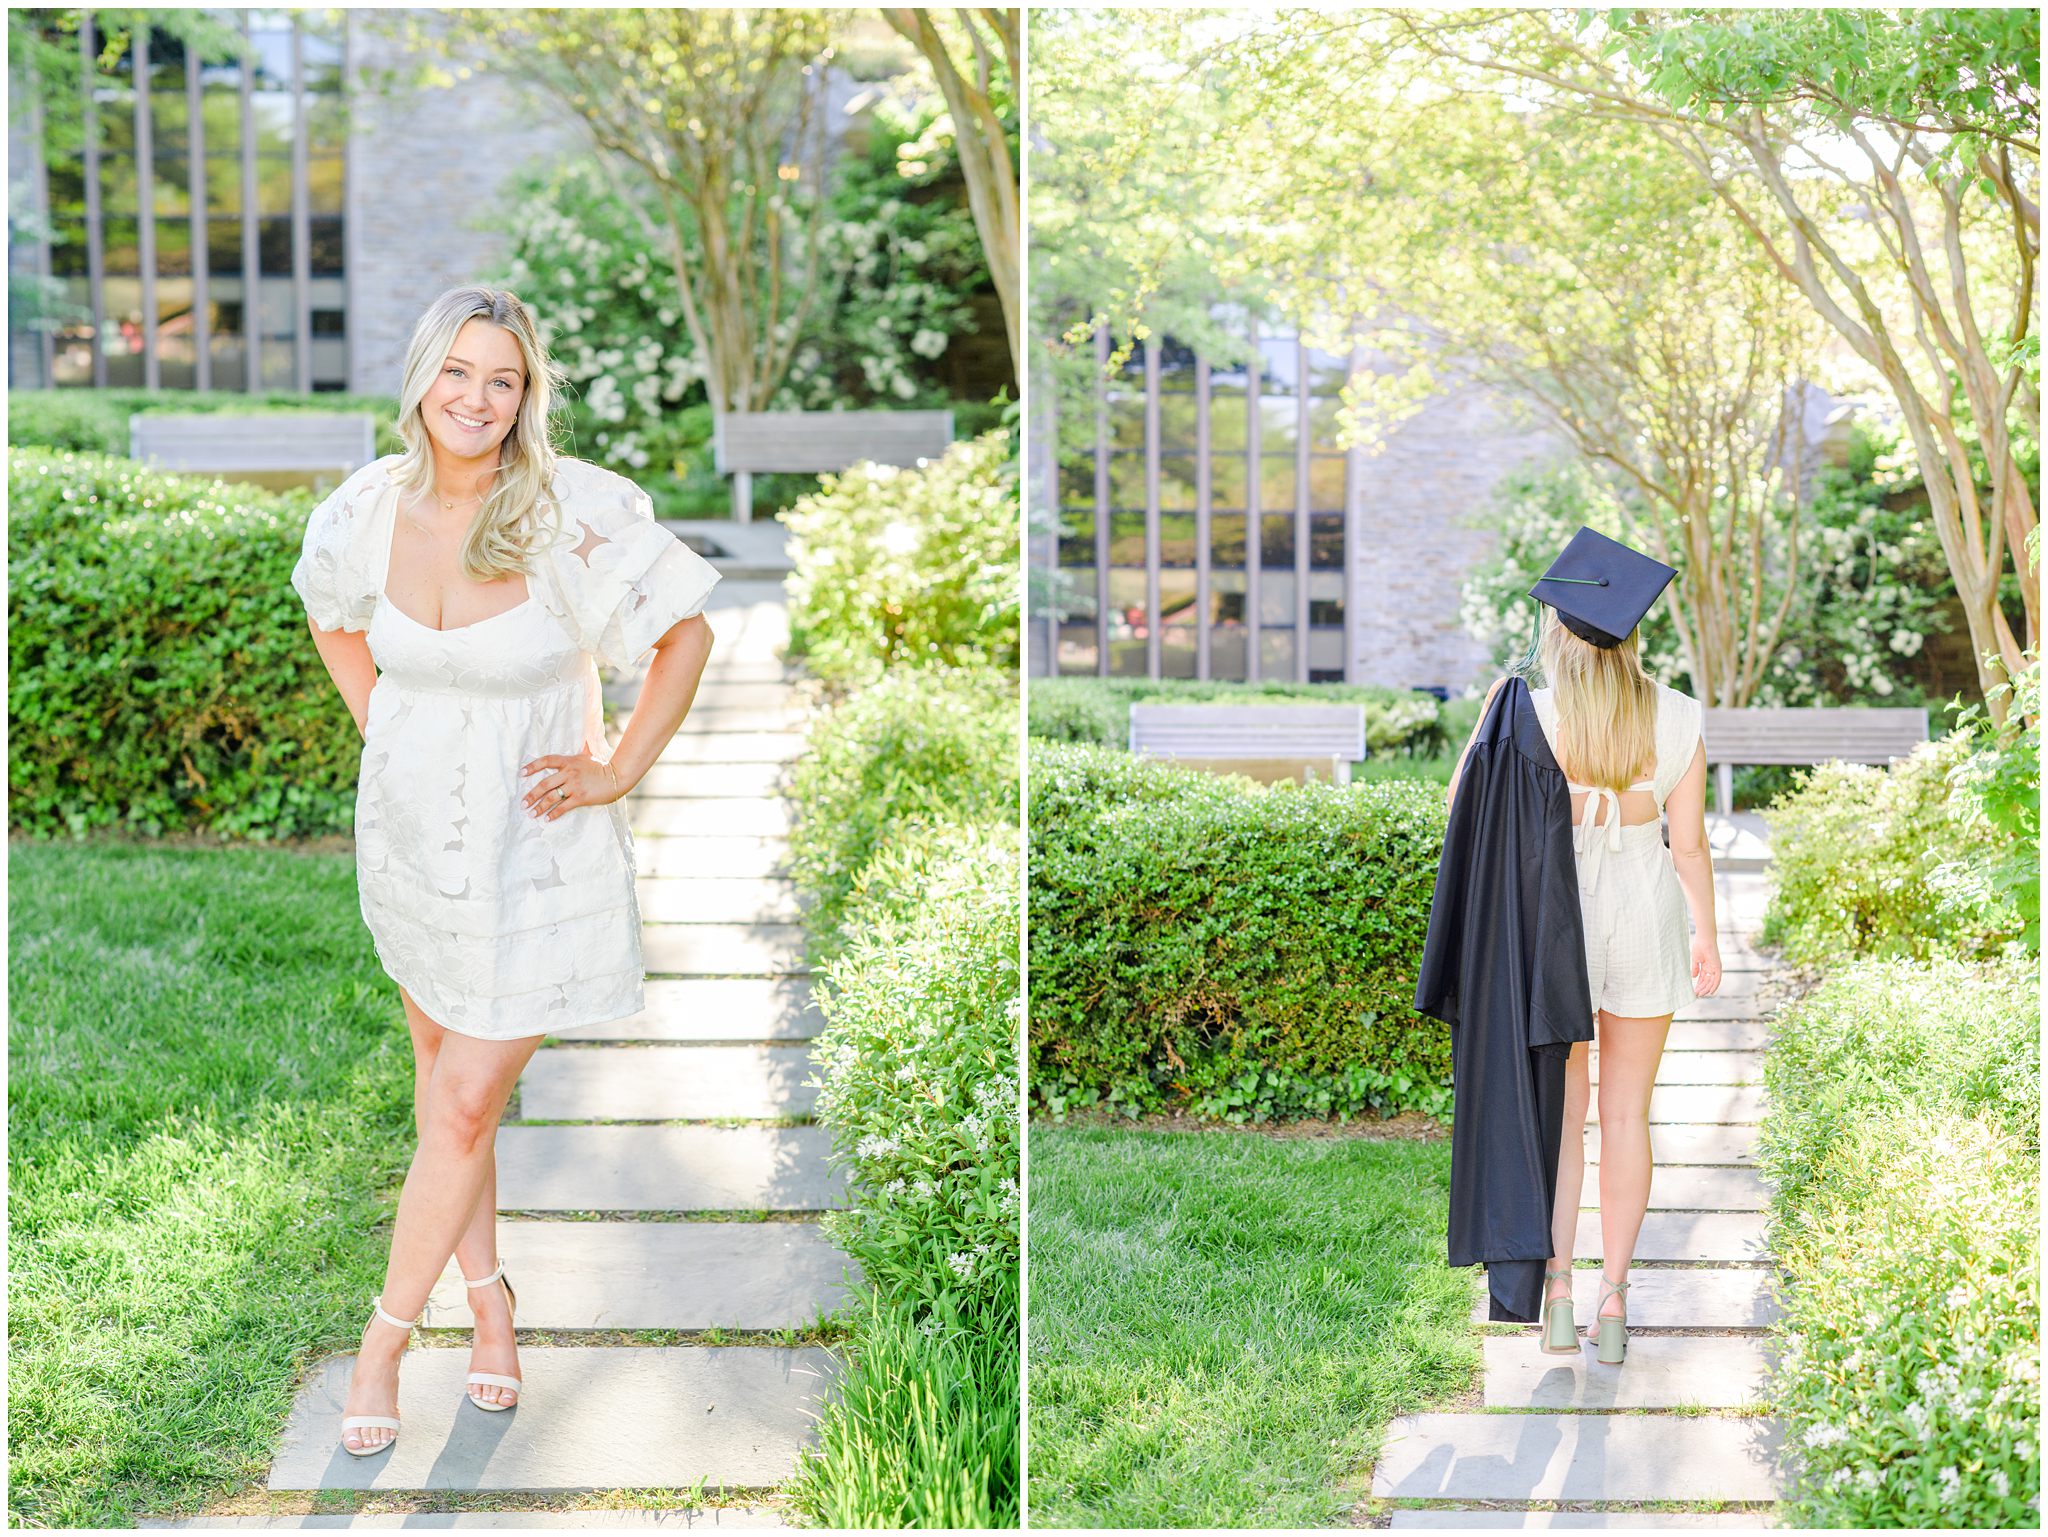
[1575,820,1697,1018]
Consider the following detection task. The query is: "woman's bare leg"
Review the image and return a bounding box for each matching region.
[1593,1009,1672,1320]
[1547,1038,1593,1310]
[398,989,518,1408]
[339,1015,540,1449]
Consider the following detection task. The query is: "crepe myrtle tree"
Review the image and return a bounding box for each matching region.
[1368,6,2039,724]
[409,8,838,417]
[880,8,1019,372]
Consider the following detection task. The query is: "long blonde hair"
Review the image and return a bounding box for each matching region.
[393,286,563,582]
[1537,608,1658,791]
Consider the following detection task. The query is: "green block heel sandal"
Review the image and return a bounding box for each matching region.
[463,1260,523,1412]
[1539,1266,1580,1354]
[339,1296,419,1458]
[1594,1275,1631,1364]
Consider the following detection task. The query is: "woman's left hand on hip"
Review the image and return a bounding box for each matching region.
[520,753,626,820]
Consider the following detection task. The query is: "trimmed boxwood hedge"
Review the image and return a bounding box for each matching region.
[8,389,404,458]
[1028,740,1452,1122]
[9,449,360,840]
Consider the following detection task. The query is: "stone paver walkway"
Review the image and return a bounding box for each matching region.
[223,578,846,1527]
[1377,818,1796,1527]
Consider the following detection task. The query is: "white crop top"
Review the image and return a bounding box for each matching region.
[1528,682,1705,813]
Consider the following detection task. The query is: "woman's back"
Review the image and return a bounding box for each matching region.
[1529,681,1703,829]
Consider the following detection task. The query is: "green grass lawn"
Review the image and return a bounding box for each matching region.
[1026,1125,1477,1528]
[9,841,414,1528]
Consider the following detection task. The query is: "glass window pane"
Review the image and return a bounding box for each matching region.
[208,275,245,338]
[1210,570,1246,627]
[1308,627,1346,676]
[1210,627,1248,682]
[309,215,343,275]
[1260,628,1296,678]
[257,215,293,276]
[99,154,139,214]
[1058,623,1099,676]
[1211,513,1245,569]
[1159,512,1196,568]
[1057,505,1095,567]
[1108,452,1146,508]
[307,90,346,155]
[1260,572,1296,627]
[307,156,343,215]
[1310,570,1346,627]
[1308,455,1346,512]
[1207,381,1248,454]
[50,218,90,276]
[1107,510,1144,566]
[150,90,189,155]
[1310,512,1344,569]
[1159,390,1198,453]
[155,218,193,277]
[95,96,137,155]
[259,334,297,388]
[253,155,292,215]
[154,156,192,217]
[1209,452,1246,510]
[1159,452,1196,512]
[53,277,95,384]
[198,90,240,154]
[1057,566,1097,623]
[155,276,197,385]
[47,160,87,219]
[207,218,245,275]
[102,216,142,275]
[256,279,294,337]
[205,155,243,214]
[310,336,347,389]
[1161,624,1197,679]
[1261,514,1294,568]
[1261,454,1297,513]
[1059,459,1094,508]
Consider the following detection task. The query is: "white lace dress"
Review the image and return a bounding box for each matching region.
[290,455,720,1040]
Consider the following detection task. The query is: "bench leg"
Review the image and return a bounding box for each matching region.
[731,469,753,524]
[1715,762,1735,817]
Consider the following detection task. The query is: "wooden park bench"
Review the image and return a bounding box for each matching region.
[1129,703,1367,786]
[711,409,955,523]
[130,413,377,489]
[1701,705,1931,814]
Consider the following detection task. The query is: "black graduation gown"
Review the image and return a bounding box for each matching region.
[1413,676,1594,1324]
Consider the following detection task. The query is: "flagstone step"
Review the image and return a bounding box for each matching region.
[645,730,806,765]
[553,978,822,1043]
[635,761,790,799]
[1482,1335,1771,1409]
[1592,1051,1762,1086]
[1666,1019,1769,1049]
[631,799,793,839]
[1586,1085,1763,1125]
[637,877,804,925]
[1571,1210,1770,1264]
[1576,1164,1767,1211]
[522,1045,818,1122]
[1585,1123,1757,1166]
[1709,939,1774,972]
[636,837,789,879]
[1678,968,1763,999]
[1371,1412,1790,1502]
[1389,1512,1775,1529]
[1473,1266,1780,1330]
[146,1512,788,1529]
[684,683,801,711]
[422,1220,856,1330]
[495,1126,847,1212]
[640,923,808,978]
[623,706,804,734]
[267,1346,836,1491]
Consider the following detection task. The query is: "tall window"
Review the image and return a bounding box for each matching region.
[10,10,348,392]
[1050,314,1354,683]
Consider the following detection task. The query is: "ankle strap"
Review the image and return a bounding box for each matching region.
[1596,1276,1631,1298]
[1545,1267,1573,1279]
[463,1261,506,1290]
[370,1296,419,1331]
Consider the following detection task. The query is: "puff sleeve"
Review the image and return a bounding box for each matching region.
[290,459,394,633]
[533,460,721,672]
[1653,687,1705,807]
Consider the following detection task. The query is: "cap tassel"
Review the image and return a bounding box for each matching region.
[1510,576,1608,678]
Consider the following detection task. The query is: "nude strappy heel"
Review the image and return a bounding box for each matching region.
[462,1260,523,1412]
[1539,1266,1580,1353]
[1594,1275,1631,1364]
[339,1296,417,1457]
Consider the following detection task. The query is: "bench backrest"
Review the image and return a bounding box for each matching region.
[130,413,377,474]
[1129,703,1367,760]
[711,410,955,474]
[1701,705,1930,765]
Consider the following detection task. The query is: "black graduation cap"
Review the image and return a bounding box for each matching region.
[1528,526,1678,649]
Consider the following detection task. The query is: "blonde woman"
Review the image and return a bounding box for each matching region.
[1446,529,1722,1364]
[290,285,720,1456]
